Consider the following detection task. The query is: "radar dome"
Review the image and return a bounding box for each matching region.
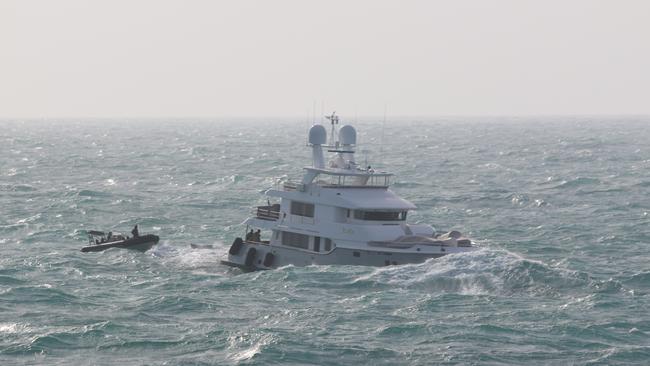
[339,125,357,145]
[308,124,327,145]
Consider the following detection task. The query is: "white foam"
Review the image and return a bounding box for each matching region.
[229,333,275,362]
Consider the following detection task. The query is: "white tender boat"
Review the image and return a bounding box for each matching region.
[222,114,476,270]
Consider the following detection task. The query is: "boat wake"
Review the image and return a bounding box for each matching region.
[345,247,624,299]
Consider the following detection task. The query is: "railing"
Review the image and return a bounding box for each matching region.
[283,181,298,191]
[256,205,280,221]
[321,174,391,187]
[290,215,315,225]
[274,173,391,192]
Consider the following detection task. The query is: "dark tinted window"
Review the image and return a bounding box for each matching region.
[281,231,309,249]
[354,210,407,221]
[290,201,315,217]
[313,236,320,252]
[324,238,332,252]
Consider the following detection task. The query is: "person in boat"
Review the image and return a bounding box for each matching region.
[131,225,139,238]
[254,229,261,242]
[107,232,112,241]
[245,229,254,241]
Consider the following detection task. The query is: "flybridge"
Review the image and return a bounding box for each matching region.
[301,167,392,188]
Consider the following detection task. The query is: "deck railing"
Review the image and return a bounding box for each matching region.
[255,205,280,221]
[279,177,389,191]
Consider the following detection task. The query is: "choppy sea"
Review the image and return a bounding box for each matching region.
[1,117,649,365]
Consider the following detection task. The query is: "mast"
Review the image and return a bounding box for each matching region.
[325,111,339,147]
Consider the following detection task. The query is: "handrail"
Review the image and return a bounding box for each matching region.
[255,205,280,221]
[279,175,391,191]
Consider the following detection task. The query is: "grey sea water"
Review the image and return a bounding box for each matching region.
[1,117,649,365]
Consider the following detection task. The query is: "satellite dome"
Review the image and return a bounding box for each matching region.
[339,125,357,145]
[308,124,327,145]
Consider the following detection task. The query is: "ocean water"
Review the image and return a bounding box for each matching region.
[1,117,649,365]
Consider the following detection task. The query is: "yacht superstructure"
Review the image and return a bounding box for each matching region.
[222,114,476,270]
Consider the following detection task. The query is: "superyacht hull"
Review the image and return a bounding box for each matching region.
[221,239,476,271]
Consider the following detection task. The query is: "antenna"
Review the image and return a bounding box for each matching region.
[306,105,312,145]
[379,104,387,166]
[325,111,339,147]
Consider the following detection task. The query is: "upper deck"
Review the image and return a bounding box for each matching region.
[296,167,393,189]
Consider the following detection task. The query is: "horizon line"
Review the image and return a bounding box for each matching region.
[1,113,650,121]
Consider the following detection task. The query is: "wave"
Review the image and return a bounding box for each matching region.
[550,177,601,189]
[0,183,36,192]
[348,248,607,299]
[76,189,112,198]
[3,285,80,305]
[0,275,26,286]
[621,271,650,290]
[1,321,127,356]
[392,181,427,188]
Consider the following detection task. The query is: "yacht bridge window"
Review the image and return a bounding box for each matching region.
[318,173,391,187]
[353,210,407,221]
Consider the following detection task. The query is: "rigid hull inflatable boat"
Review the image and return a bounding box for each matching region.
[81,229,159,252]
[222,114,476,271]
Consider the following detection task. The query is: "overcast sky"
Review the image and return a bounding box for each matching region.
[1,0,649,118]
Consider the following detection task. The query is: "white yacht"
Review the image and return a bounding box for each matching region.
[222,114,476,271]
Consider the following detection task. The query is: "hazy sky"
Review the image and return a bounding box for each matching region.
[2,0,649,118]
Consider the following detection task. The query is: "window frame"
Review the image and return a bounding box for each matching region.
[290,201,315,218]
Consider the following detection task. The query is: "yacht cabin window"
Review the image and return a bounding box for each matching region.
[353,210,407,221]
[290,201,315,218]
[280,232,335,252]
[281,231,310,249]
[313,236,320,252]
[324,238,332,252]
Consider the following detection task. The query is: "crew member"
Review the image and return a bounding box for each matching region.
[131,225,139,238]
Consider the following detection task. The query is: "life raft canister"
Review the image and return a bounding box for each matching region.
[244,247,257,267]
[229,237,244,255]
